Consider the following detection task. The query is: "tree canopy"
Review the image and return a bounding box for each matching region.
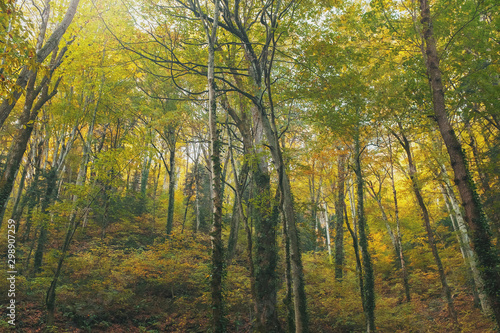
[0,0,499,331]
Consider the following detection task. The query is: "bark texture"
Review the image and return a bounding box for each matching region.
[354,135,375,332]
[396,131,458,327]
[335,153,346,280]
[419,0,500,325]
[0,0,80,129]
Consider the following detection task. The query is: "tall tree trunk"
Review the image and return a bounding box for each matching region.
[252,169,281,333]
[200,1,225,330]
[226,134,249,261]
[0,48,64,225]
[282,207,295,333]
[345,203,365,310]
[308,164,318,250]
[0,0,80,129]
[166,134,177,235]
[419,0,500,325]
[227,197,240,262]
[388,138,411,302]
[395,130,458,327]
[46,139,91,326]
[139,153,152,214]
[335,152,347,280]
[252,95,307,332]
[323,203,332,260]
[441,185,481,308]
[222,91,281,331]
[440,167,490,313]
[354,132,375,332]
[34,167,58,273]
[7,160,29,226]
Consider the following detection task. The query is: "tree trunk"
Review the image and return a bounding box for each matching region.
[0,0,80,129]
[227,135,249,261]
[7,161,28,227]
[166,134,177,235]
[201,2,225,330]
[282,207,295,333]
[324,203,332,260]
[440,169,489,313]
[354,132,375,332]
[222,88,281,331]
[46,139,90,326]
[34,168,58,273]
[0,49,63,223]
[335,152,346,280]
[345,202,365,311]
[419,0,500,325]
[396,131,458,327]
[388,138,411,302]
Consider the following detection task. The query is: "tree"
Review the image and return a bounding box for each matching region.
[418,0,500,325]
[0,0,81,225]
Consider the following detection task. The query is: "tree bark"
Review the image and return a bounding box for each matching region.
[34,167,58,273]
[324,203,332,260]
[10,162,29,231]
[354,132,375,332]
[166,134,177,235]
[226,135,249,262]
[345,202,365,311]
[0,45,65,222]
[418,0,500,326]
[440,170,489,313]
[388,138,411,302]
[46,138,91,326]
[0,0,80,129]
[335,152,347,280]
[222,83,281,332]
[200,1,225,330]
[395,130,458,327]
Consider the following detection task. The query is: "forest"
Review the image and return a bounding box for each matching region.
[0,0,499,331]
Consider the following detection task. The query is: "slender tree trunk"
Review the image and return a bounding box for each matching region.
[152,163,160,230]
[354,132,375,332]
[227,136,249,261]
[201,2,225,330]
[227,198,240,261]
[324,203,332,260]
[222,91,281,331]
[345,203,365,310]
[0,47,64,224]
[46,142,90,326]
[139,153,152,214]
[283,209,295,333]
[34,168,58,273]
[440,168,490,313]
[388,138,411,302]
[441,186,481,308]
[166,135,177,235]
[309,166,318,250]
[419,0,500,325]
[0,0,80,129]
[8,161,29,225]
[335,153,346,280]
[396,131,458,327]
